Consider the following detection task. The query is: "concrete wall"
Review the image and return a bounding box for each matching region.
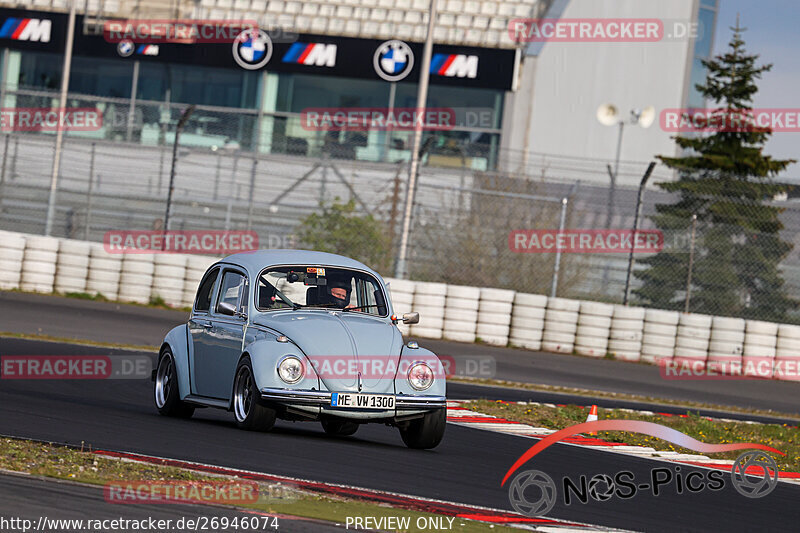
[504,0,698,186]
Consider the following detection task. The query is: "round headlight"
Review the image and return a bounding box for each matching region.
[407,362,434,391]
[278,356,304,384]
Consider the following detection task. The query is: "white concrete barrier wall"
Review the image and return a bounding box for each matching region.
[707,316,745,373]
[21,235,59,293]
[409,281,446,340]
[674,313,712,366]
[542,298,580,354]
[119,254,155,305]
[509,293,547,351]
[151,254,187,307]
[384,277,415,336]
[641,309,679,364]
[86,243,122,300]
[743,320,778,378]
[608,305,645,362]
[0,231,25,290]
[575,301,614,358]
[443,285,480,343]
[0,230,798,381]
[55,239,90,294]
[776,324,800,381]
[476,288,515,346]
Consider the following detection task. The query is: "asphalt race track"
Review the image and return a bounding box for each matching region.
[1,336,799,532]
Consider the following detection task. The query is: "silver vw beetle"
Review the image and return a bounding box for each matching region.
[153,250,446,449]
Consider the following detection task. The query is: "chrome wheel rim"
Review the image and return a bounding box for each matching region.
[234,366,254,422]
[155,355,172,408]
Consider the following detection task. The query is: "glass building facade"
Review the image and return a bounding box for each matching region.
[687,0,719,108]
[0,12,509,171]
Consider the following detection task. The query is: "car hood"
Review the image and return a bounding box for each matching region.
[254,310,403,394]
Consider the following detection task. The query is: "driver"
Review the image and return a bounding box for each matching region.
[325,275,353,309]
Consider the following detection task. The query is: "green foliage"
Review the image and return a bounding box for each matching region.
[297,199,392,273]
[635,23,797,320]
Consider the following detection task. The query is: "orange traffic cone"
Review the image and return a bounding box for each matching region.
[586,405,598,436]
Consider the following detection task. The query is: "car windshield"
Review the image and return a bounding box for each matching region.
[256,266,388,316]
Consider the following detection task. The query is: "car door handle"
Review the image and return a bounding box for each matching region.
[200,323,213,329]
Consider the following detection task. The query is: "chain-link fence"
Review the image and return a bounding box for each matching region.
[2,89,800,321]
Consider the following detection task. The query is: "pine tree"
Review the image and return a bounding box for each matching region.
[634,22,796,320]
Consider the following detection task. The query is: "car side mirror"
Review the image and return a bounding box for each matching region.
[218,301,238,316]
[402,312,419,324]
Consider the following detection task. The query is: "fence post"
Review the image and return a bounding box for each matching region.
[550,197,568,298]
[164,105,195,233]
[247,156,257,230]
[84,142,96,240]
[623,162,656,305]
[213,151,222,201]
[0,134,8,186]
[10,136,17,181]
[685,214,698,313]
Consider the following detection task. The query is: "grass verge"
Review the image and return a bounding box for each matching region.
[465,399,800,473]
[0,437,514,532]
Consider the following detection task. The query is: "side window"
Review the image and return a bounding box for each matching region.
[354,276,387,316]
[216,271,246,315]
[194,268,219,312]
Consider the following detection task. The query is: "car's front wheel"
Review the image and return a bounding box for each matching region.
[233,356,276,431]
[154,349,195,418]
[321,418,359,436]
[399,408,446,449]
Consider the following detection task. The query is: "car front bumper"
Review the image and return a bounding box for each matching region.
[259,388,446,410]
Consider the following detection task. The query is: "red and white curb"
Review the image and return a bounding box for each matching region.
[446,400,800,485]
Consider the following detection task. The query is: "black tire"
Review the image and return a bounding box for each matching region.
[154,349,195,418]
[399,408,446,449]
[233,356,276,431]
[321,418,359,436]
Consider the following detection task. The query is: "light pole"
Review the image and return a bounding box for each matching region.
[394,0,438,279]
[596,105,655,228]
[44,0,77,236]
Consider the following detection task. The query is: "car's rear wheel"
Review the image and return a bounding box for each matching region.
[321,418,359,436]
[154,349,194,418]
[233,356,276,431]
[399,408,446,449]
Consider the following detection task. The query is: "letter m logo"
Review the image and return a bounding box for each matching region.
[0,18,52,42]
[431,54,479,78]
[304,44,337,67]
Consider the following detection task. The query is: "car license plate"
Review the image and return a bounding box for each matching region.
[331,393,395,409]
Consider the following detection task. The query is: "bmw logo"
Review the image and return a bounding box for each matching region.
[117,40,134,58]
[373,40,414,82]
[232,29,273,70]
